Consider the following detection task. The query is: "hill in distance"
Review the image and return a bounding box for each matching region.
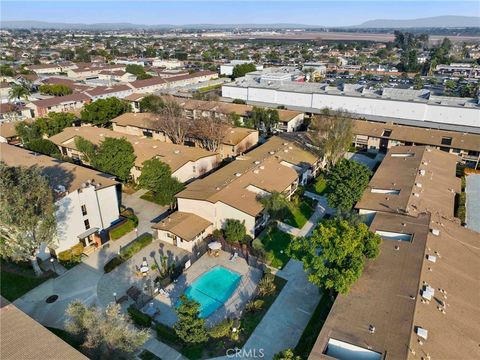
[354,15,480,28]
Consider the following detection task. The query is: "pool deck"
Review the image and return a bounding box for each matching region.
[142,251,262,327]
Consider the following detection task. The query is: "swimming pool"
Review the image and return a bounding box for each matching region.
[183,266,242,318]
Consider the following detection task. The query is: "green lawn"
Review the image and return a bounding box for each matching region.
[0,259,53,302]
[294,294,335,359]
[306,175,328,195]
[283,197,317,228]
[256,227,294,269]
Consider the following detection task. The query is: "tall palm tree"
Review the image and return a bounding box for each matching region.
[8,83,31,103]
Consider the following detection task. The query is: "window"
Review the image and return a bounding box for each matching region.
[81,205,87,216]
[441,137,452,146]
[382,129,392,137]
[84,219,90,230]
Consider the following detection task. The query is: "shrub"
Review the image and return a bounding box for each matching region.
[245,299,264,313]
[209,319,233,339]
[212,229,224,241]
[224,219,246,244]
[128,306,152,328]
[232,99,246,104]
[103,234,153,273]
[251,238,267,261]
[109,218,136,240]
[156,323,180,344]
[57,243,84,268]
[70,243,84,256]
[257,276,276,296]
[57,249,73,262]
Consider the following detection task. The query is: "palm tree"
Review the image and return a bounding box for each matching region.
[259,191,290,222]
[8,83,30,103]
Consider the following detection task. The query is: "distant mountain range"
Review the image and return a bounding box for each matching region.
[1,16,479,30]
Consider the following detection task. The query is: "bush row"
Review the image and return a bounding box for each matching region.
[127,305,152,328]
[104,233,153,273]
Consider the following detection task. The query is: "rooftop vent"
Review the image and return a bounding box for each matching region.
[253,169,259,174]
[427,255,437,263]
[284,149,289,153]
[421,285,435,300]
[416,327,428,340]
[269,151,275,155]
[174,149,180,154]
[431,228,440,236]
[416,183,422,188]
[413,193,420,197]
[153,145,157,149]
[419,169,426,176]
[260,166,265,170]
[134,141,139,145]
[254,160,261,165]
[235,173,242,177]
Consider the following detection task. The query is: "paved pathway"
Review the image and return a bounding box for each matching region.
[211,260,322,360]
[466,174,480,232]
[277,193,333,237]
[123,190,169,235]
[143,335,187,360]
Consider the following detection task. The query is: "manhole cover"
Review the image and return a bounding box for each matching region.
[46,295,58,303]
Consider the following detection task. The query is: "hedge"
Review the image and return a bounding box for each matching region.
[109,218,136,240]
[57,243,84,268]
[128,305,152,328]
[104,233,153,273]
[155,323,181,345]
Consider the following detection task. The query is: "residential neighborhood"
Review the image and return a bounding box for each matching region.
[1,2,479,360]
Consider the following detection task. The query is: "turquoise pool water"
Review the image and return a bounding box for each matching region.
[183,266,242,318]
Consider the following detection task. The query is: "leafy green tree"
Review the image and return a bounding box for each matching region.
[413,74,424,90]
[174,295,208,344]
[25,139,60,157]
[326,159,371,211]
[74,136,97,164]
[273,349,302,360]
[8,83,30,103]
[66,300,148,358]
[259,191,290,221]
[80,97,130,126]
[75,137,135,181]
[248,107,280,133]
[0,64,15,77]
[15,121,42,144]
[39,84,73,96]
[224,219,246,244]
[36,112,76,137]
[94,138,136,181]
[125,64,152,80]
[232,63,257,79]
[288,218,381,294]
[209,319,233,339]
[139,95,165,113]
[0,164,56,275]
[138,158,184,205]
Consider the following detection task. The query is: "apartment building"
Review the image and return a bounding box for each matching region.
[66,63,126,80]
[111,112,259,159]
[28,93,91,117]
[0,144,121,258]
[83,84,134,101]
[310,146,480,360]
[352,120,480,169]
[152,136,322,249]
[130,71,218,93]
[48,126,218,183]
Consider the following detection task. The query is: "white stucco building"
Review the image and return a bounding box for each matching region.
[0,144,121,259]
[222,81,480,132]
[220,60,264,76]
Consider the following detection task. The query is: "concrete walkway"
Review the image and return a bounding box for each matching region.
[211,260,321,360]
[143,332,187,360]
[277,192,333,237]
[465,174,480,232]
[123,190,169,235]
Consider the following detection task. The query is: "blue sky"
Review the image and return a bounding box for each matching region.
[1,1,479,26]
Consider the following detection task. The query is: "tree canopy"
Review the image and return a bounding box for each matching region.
[80,97,130,126]
[273,349,302,360]
[246,106,280,133]
[326,159,371,211]
[0,163,56,275]
[125,64,152,80]
[174,295,208,344]
[139,95,165,113]
[36,112,76,137]
[39,84,73,96]
[138,158,184,205]
[224,219,247,244]
[25,138,60,157]
[75,136,136,182]
[232,63,257,79]
[259,191,290,221]
[66,300,148,358]
[8,83,30,103]
[288,218,381,294]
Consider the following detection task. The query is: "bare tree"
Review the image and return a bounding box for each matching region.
[308,109,353,169]
[191,115,230,152]
[148,96,191,144]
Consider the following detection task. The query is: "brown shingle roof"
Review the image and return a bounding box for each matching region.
[48,126,216,172]
[0,143,118,193]
[177,136,319,216]
[152,212,212,241]
[353,120,480,152]
[0,298,88,360]
[31,93,90,109]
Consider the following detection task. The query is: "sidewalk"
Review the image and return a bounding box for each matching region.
[143,334,187,360]
[277,193,333,238]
